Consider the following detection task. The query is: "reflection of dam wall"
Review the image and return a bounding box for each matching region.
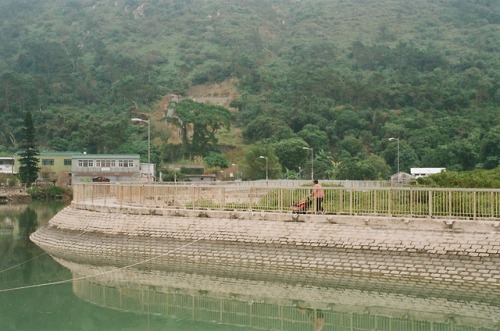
[31,205,500,306]
[57,260,499,330]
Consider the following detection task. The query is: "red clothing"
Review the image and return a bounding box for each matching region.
[312,183,324,198]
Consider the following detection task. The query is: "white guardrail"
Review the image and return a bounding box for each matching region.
[72,182,500,220]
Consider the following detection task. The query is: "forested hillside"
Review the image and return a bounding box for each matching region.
[0,0,499,179]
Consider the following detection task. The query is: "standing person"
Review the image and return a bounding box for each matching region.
[311,179,324,213]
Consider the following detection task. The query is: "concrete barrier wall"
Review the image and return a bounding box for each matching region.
[30,203,500,306]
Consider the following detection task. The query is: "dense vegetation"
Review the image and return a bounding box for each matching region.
[17,111,40,186]
[0,0,498,180]
[417,167,500,188]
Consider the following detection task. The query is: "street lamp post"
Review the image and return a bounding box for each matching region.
[259,156,268,182]
[388,137,400,174]
[302,147,314,180]
[131,117,151,182]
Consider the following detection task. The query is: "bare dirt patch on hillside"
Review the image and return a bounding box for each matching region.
[186,78,239,109]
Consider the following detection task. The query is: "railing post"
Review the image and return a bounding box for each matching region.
[491,191,494,218]
[104,184,107,206]
[280,188,283,212]
[448,191,452,217]
[249,187,254,211]
[473,191,477,220]
[221,186,226,209]
[118,184,123,208]
[349,189,353,215]
[153,185,157,206]
[339,189,343,214]
[388,189,392,216]
[410,189,413,216]
[428,190,433,218]
[140,185,145,205]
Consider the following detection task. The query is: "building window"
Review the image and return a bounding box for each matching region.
[0,158,14,165]
[96,160,116,168]
[42,159,54,166]
[118,159,135,167]
[77,160,94,167]
[64,159,71,166]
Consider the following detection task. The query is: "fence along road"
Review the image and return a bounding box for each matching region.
[73,182,500,221]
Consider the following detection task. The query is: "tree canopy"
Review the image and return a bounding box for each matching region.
[167,99,231,158]
[18,111,40,186]
[0,0,498,179]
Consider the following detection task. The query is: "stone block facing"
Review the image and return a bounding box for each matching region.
[30,205,500,306]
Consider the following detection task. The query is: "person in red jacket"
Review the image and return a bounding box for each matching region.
[310,179,324,213]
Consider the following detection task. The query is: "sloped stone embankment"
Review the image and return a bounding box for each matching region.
[30,203,500,305]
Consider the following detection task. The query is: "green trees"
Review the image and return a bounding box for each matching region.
[480,126,500,169]
[336,157,377,180]
[167,99,231,157]
[204,152,229,168]
[242,144,281,180]
[0,0,498,178]
[18,112,40,186]
[274,138,309,172]
[416,168,500,188]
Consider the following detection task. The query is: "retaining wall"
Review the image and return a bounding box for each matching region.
[30,202,500,306]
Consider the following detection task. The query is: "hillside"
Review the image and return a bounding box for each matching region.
[0,0,499,179]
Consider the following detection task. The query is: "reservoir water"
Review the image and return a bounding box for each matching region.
[1,202,499,331]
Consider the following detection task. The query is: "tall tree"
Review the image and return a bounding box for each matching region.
[274,137,309,172]
[167,99,231,157]
[18,111,40,186]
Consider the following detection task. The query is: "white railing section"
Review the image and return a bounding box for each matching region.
[73,183,500,220]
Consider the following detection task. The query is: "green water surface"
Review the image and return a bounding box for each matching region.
[0,202,498,331]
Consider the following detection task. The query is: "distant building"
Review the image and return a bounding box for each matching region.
[389,172,415,184]
[13,152,82,186]
[38,152,82,185]
[410,168,446,178]
[139,163,156,182]
[71,154,141,183]
[0,157,15,174]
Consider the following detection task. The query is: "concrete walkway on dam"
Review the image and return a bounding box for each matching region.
[31,198,500,307]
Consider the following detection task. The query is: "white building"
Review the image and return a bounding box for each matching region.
[410,168,446,178]
[0,157,15,174]
[71,154,142,183]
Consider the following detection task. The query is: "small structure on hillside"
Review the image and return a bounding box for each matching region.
[410,168,446,178]
[389,172,414,184]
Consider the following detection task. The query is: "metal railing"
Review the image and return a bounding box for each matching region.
[73,183,500,220]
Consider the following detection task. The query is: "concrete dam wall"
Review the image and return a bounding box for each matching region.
[30,203,500,306]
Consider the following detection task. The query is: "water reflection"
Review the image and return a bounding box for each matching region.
[2,203,500,330]
[0,202,67,286]
[55,258,499,331]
